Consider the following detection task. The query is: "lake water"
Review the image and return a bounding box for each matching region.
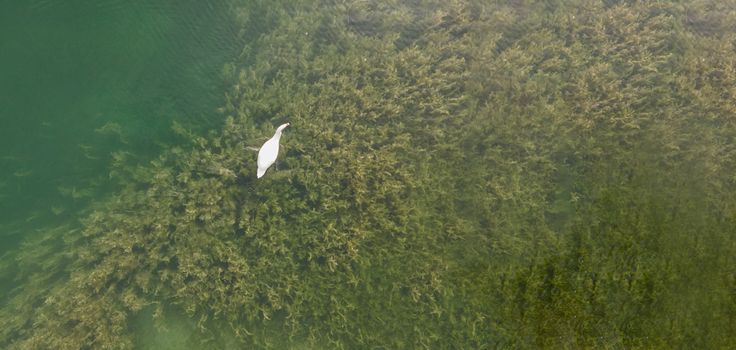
[1,1,735,348]
[0,0,240,252]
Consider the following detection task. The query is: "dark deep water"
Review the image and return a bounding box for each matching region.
[1,1,736,348]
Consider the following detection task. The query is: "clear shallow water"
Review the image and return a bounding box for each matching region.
[1,1,735,348]
[0,0,242,252]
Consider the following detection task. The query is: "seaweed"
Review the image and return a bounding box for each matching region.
[2,0,736,348]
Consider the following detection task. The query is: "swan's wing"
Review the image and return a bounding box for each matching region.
[257,137,281,175]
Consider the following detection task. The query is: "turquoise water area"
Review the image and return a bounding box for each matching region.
[0,0,241,253]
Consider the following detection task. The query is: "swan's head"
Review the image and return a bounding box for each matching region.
[276,123,290,133]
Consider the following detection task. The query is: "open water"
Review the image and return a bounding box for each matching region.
[0,0,241,253]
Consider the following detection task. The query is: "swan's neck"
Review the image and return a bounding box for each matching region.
[276,123,290,133]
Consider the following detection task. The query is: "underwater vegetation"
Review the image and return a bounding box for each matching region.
[2,0,736,348]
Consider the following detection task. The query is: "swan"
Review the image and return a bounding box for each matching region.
[257,123,290,178]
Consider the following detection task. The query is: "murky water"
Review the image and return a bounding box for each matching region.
[1,1,735,348]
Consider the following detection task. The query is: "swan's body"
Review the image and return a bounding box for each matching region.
[257,123,289,178]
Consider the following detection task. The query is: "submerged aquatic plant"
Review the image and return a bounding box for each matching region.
[2,0,736,348]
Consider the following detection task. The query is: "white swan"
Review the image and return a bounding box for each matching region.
[257,123,290,178]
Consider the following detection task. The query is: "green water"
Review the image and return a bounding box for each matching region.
[2,0,736,349]
[0,0,240,251]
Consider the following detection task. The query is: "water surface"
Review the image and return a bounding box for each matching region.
[1,1,735,349]
[0,0,241,252]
